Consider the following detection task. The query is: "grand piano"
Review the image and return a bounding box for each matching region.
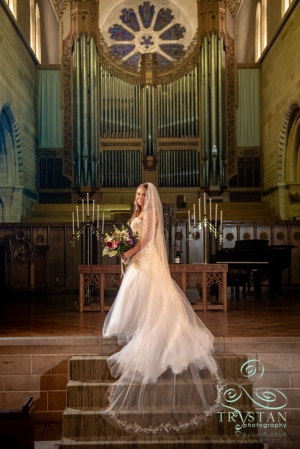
[214,240,295,298]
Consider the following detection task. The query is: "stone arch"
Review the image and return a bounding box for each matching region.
[277,102,300,184]
[0,103,23,186]
[285,106,300,183]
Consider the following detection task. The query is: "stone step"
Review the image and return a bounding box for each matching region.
[69,354,248,383]
[62,407,258,439]
[60,435,264,448]
[66,379,253,409]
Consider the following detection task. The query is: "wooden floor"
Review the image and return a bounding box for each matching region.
[0,287,299,338]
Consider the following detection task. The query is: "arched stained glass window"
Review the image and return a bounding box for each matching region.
[30,0,41,62]
[255,3,261,61]
[30,0,35,52]
[261,0,267,52]
[5,0,17,18]
[281,0,290,16]
[35,3,41,62]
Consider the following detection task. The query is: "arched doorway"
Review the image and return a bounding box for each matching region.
[0,104,23,222]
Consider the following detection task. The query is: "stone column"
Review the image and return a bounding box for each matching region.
[0,186,15,222]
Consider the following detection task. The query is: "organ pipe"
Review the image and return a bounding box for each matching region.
[80,34,89,186]
[73,39,81,187]
[199,33,226,186]
[218,37,225,186]
[90,37,98,186]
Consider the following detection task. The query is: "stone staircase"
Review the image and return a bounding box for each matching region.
[59,354,264,449]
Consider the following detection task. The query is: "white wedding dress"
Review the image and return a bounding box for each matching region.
[102,183,222,434]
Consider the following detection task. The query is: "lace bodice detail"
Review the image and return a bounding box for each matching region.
[130,217,143,238]
[129,217,145,269]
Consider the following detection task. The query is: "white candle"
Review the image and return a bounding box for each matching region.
[76,206,79,229]
[198,198,201,221]
[220,211,223,230]
[193,204,196,226]
[87,193,89,216]
[102,212,104,234]
[97,205,99,229]
[209,198,212,221]
[215,204,218,227]
[72,212,75,235]
[188,210,191,230]
[203,193,206,214]
[92,200,95,222]
[82,199,84,222]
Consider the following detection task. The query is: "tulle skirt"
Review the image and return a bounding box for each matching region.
[102,250,222,434]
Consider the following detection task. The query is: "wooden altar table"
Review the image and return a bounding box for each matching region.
[78,264,228,313]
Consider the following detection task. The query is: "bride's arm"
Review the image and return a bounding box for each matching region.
[122,240,142,261]
[122,210,157,262]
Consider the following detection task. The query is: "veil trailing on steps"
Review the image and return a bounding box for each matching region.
[102,183,222,434]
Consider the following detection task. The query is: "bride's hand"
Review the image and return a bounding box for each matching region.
[121,249,132,263]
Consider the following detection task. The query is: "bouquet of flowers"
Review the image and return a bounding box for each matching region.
[102,224,137,258]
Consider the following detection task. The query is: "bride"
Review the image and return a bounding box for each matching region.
[102,182,222,434]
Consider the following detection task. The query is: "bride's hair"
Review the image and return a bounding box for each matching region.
[130,183,149,222]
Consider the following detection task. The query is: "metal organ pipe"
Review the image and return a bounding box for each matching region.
[194,66,199,138]
[80,34,89,186]
[89,37,98,186]
[73,39,81,187]
[203,37,210,186]
[218,36,225,186]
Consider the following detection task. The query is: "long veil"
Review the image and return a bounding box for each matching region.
[102,183,222,434]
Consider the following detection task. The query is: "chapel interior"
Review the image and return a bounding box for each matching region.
[0,0,300,448]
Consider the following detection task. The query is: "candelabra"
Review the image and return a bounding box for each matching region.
[70,195,105,307]
[70,193,104,265]
[188,216,223,263]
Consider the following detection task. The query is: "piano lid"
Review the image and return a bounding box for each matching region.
[234,240,269,251]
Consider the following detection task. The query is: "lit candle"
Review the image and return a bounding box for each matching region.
[193,204,196,226]
[76,206,79,229]
[203,193,206,214]
[199,198,201,221]
[188,210,191,230]
[102,212,104,234]
[209,198,212,221]
[87,193,89,216]
[220,211,223,230]
[82,199,84,222]
[97,205,99,229]
[215,204,218,227]
[92,200,95,222]
[72,212,75,235]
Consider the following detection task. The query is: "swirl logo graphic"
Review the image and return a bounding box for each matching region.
[218,359,288,432]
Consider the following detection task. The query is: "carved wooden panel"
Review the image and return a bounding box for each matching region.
[49,227,65,287]
[290,225,300,284]
[256,225,272,243]
[223,225,238,248]
[238,225,255,241]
